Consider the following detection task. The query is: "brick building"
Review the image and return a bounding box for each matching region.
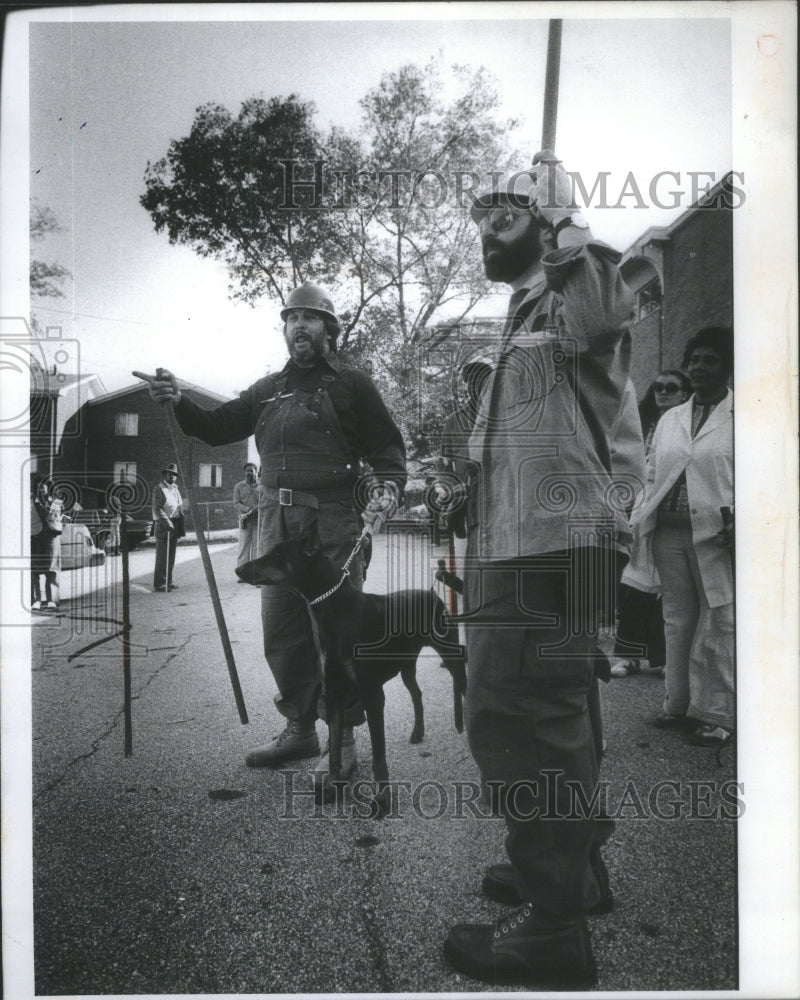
[29,357,106,479]
[620,173,735,391]
[57,381,248,530]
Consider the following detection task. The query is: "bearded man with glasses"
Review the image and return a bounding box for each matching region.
[442,153,642,988]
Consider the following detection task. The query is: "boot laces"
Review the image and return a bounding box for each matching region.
[494,902,533,938]
[278,721,306,742]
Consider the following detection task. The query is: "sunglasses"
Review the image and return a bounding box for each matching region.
[478,208,517,235]
[654,382,683,394]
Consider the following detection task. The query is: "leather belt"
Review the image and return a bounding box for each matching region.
[260,486,353,509]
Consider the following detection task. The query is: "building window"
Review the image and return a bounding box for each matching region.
[115,412,139,436]
[199,463,223,488]
[114,461,137,483]
[636,278,662,321]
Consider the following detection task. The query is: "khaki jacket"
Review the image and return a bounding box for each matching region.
[468,241,638,560]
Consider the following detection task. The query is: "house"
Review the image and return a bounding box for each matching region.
[57,381,249,530]
[619,173,735,389]
[29,348,106,478]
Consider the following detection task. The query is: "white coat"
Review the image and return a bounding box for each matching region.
[626,389,733,608]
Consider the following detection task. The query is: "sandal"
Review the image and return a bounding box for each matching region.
[686,724,733,746]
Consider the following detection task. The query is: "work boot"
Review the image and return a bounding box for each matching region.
[482,850,614,915]
[443,904,597,987]
[245,720,320,768]
[312,728,358,801]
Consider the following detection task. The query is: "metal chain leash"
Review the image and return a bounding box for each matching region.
[309,523,374,606]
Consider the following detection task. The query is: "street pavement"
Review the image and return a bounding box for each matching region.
[30,531,737,994]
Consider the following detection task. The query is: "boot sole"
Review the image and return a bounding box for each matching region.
[245,747,320,769]
[442,941,597,988]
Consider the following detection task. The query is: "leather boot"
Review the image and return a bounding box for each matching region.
[245,720,320,768]
[444,904,597,987]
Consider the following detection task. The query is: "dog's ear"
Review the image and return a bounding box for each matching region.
[301,520,322,557]
[235,557,260,586]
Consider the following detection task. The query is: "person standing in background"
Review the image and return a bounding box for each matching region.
[152,463,183,592]
[630,328,734,746]
[32,478,67,610]
[233,462,260,574]
[611,369,691,678]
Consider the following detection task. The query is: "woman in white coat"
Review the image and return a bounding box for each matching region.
[629,328,734,746]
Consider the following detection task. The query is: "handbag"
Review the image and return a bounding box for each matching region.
[172,512,187,540]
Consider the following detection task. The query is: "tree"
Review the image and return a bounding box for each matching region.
[31,203,70,299]
[333,60,521,449]
[141,95,349,303]
[140,65,523,456]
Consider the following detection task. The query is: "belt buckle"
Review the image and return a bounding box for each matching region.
[278,488,293,506]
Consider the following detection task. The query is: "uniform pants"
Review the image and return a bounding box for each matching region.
[652,524,735,730]
[153,526,177,589]
[260,501,366,726]
[464,548,609,922]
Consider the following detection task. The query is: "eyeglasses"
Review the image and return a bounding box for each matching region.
[654,382,682,394]
[478,207,517,235]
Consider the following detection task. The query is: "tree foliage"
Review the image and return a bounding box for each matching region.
[31,203,70,299]
[141,95,348,302]
[140,62,523,455]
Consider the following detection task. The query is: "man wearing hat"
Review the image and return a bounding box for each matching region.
[145,283,406,787]
[152,463,183,592]
[442,153,641,987]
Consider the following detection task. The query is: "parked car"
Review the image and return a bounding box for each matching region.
[60,523,106,570]
[71,508,153,552]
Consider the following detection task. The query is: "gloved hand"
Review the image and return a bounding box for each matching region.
[529,150,578,230]
[132,368,182,406]
[362,483,399,535]
[430,477,469,539]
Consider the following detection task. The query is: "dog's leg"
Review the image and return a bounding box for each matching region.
[400,665,424,744]
[362,687,390,816]
[323,696,346,806]
[452,667,465,733]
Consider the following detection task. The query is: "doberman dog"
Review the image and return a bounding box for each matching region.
[237,523,466,813]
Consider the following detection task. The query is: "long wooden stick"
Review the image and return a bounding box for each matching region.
[155,378,249,725]
[541,19,563,152]
[121,514,133,755]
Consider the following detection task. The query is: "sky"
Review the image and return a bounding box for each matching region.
[20,6,733,398]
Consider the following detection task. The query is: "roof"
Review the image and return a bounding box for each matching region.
[30,370,107,397]
[621,172,735,262]
[88,379,233,407]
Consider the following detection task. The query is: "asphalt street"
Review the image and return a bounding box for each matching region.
[30,532,738,995]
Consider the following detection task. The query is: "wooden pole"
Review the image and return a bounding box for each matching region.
[541,19,562,152]
[165,409,249,724]
[157,378,249,725]
[121,514,133,756]
[133,369,248,724]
